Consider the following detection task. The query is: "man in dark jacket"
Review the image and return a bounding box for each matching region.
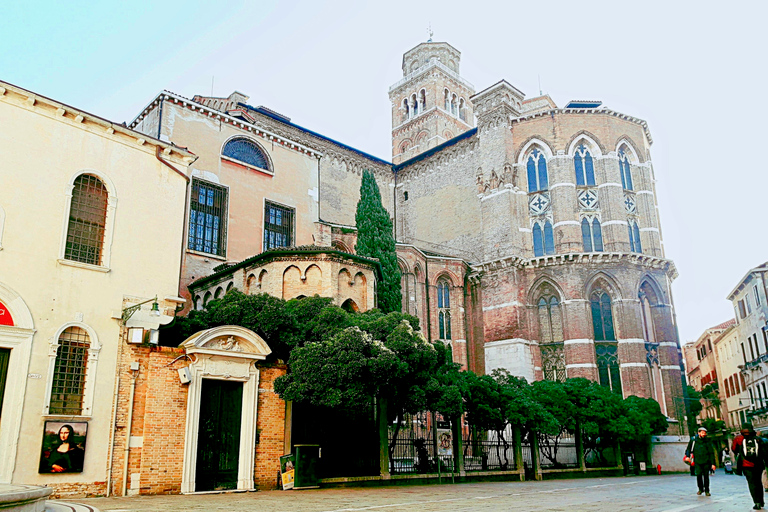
[686,426,717,496]
[733,423,767,510]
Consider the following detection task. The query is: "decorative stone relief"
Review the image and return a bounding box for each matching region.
[578,189,599,210]
[529,192,551,215]
[214,336,244,352]
[646,342,660,366]
[624,193,637,215]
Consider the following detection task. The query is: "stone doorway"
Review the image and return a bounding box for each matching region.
[0,348,9,422]
[196,379,244,491]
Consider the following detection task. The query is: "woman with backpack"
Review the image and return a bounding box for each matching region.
[733,423,768,510]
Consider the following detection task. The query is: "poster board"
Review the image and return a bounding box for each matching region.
[279,453,295,490]
[39,421,88,473]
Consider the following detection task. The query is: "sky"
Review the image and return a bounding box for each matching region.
[2,0,766,343]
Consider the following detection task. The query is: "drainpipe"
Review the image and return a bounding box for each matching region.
[393,169,398,242]
[424,255,432,341]
[122,365,139,497]
[156,147,191,302]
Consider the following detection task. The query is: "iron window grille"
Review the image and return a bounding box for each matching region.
[222,138,270,171]
[263,201,294,251]
[595,342,621,394]
[49,327,90,415]
[189,179,228,257]
[64,174,108,265]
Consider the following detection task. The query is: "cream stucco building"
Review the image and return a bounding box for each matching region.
[0,80,194,494]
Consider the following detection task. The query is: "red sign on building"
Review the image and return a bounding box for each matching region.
[0,301,14,326]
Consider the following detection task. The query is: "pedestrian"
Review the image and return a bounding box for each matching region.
[685,426,717,496]
[733,423,768,510]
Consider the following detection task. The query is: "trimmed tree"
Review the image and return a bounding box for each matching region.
[355,169,401,313]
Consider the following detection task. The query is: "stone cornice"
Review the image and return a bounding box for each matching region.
[473,252,678,280]
[511,108,653,145]
[0,81,196,166]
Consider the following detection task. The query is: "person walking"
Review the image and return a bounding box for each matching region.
[685,426,717,496]
[734,423,768,510]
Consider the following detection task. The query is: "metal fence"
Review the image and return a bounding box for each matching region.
[388,412,456,475]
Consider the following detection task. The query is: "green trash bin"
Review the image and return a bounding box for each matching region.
[294,444,320,489]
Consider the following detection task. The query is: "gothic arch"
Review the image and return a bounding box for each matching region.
[637,274,666,304]
[527,275,566,305]
[515,137,555,164]
[331,240,352,253]
[615,137,642,163]
[584,271,623,300]
[430,270,461,288]
[567,131,605,157]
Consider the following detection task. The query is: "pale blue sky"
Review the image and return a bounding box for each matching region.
[2,0,766,343]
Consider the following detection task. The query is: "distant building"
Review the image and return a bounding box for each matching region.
[712,324,749,429]
[727,262,768,432]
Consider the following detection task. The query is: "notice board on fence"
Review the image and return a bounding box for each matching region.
[279,454,295,490]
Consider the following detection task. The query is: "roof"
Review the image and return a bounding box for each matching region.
[709,318,737,331]
[393,128,478,171]
[727,262,768,300]
[188,246,382,290]
[0,80,196,162]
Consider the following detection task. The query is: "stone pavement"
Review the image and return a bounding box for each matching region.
[79,470,761,511]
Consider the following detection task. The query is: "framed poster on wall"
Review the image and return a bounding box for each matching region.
[38,421,87,473]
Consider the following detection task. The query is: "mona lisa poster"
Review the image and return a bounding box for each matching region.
[39,421,87,473]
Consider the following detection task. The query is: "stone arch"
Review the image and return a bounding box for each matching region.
[527,275,566,305]
[226,282,234,293]
[567,131,605,157]
[203,291,212,306]
[615,137,642,163]
[194,295,202,310]
[584,271,623,300]
[342,298,359,313]
[354,272,368,308]
[220,134,274,172]
[637,274,666,305]
[430,270,461,288]
[246,273,257,293]
[515,137,555,165]
[331,240,352,253]
[214,286,224,299]
[0,281,35,481]
[282,265,301,299]
[258,269,268,290]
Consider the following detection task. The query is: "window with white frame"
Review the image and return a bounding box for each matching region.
[574,144,596,186]
[618,147,633,191]
[188,179,228,257]
[532,220,555,257]
[628,220,642,253]
[526,148,549,193]
[755,285,762,307]
[437,279,451,340]
[46,326,99,416]
[581,217,603,252]
[64,174,109,266]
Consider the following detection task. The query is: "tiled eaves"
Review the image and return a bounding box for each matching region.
[0,80,196,164]
[512,108,653,145]
[129,91,324,160]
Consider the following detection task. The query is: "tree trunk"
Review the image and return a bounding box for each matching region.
[378,398,390,478]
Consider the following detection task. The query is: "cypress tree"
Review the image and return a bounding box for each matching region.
[355,169,401,313]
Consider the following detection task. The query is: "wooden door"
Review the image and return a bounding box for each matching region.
[196,379,243,491]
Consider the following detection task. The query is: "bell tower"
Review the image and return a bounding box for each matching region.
[389,41,475,164]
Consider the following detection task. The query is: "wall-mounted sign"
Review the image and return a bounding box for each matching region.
[39,421,88,473]
[0,301,14,326]
[27,373,42,379]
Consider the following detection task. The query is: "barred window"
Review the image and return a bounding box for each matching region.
[189,179,228,256]
[596,342,621,394]
[538,296,564,343]
[541,343,566,382]
[222,138,270,171]
[264,201,294,251]
[65,175,108,265]
[49,327,90,415]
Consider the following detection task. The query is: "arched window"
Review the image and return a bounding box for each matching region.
[419,89,426,113]
[451,94,458,116]
[526,148,549,192]
[538,295,564,343]
[49,326,90,415]
[444,89,450,111]
[618,148,633,191]
[532,221,555,257]
[459,98,466,121]
[402,99,410,121]
[541,344,566,382]
[574,144,595,186]
[628,221,642,253]
[222,138,270,171]
[65,174,109,266]
[437,279,451,339]
[581,218,604,252]
[596,342,622,394]
[411,94,418,117]
[590,291,615,341]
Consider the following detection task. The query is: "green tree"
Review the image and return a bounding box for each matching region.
[686,385,704,419]
[355,169,401,313]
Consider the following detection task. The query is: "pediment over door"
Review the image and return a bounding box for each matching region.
[181,325,272,361]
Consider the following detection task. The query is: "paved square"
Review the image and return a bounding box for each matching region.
[79,470,761,511]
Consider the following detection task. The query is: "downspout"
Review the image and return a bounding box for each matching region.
[424,255,432,341]
[156,147,192,301]
[106,342,122,496]
[122,366,139,497]
[393,169,398,241]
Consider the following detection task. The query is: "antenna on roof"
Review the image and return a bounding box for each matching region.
[427,23,433,42]
[538,74,542,96]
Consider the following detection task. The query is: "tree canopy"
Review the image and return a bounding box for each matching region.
[355,169,401,313]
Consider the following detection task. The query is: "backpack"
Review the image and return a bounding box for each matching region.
[743,437,760,463]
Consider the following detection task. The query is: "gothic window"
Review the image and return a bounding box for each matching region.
[574,144,596,186]
[222,138,270,171]
[419,89,426,113]
[459,98,466,121]
[590,291,615,341]
[437,279,451,340]
[538,295,564,343]
[596,342,621,394]
[618,148,633,191]
[628,221,642,253]
[541,344,566,382]
[451,94,458,116]
[526,148,549,192]
[65,174,109,266]
[189,178,228,256]
[444,89,450,111]
[581,218,604,253]
[402,99,409,121]
[411,94,418,117]
[49,327,90,415]
[533,220,555,257]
